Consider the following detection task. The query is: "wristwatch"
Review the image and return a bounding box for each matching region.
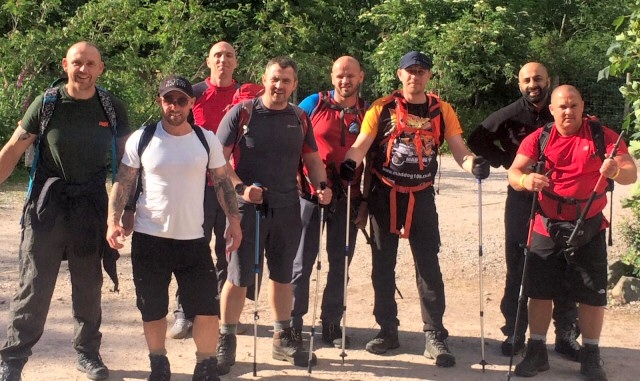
[235,183,247,196]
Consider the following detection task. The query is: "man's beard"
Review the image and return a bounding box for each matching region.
[522,86,550,104]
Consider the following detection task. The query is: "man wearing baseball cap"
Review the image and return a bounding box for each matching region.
[107,75,242,380]
[340,51,489,367]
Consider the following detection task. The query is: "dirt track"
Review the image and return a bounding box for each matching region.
[1,155,639,380]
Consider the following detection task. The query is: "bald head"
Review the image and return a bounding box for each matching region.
[331,56,364,102]
[207,41,237,86]
[549,85,584,135]
[518,62,550,107]
[62,41,104,98]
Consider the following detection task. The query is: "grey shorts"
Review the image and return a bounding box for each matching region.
[227,200,302,286]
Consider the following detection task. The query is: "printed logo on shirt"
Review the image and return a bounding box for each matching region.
[99,121,110,128]
[287,124,298,128]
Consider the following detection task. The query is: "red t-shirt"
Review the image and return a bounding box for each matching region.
[192,78,237,133]
[517,118,628,234]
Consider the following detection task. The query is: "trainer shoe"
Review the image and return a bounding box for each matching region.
[322,322,350,349]
[148,354,170,381]
[272,328,317,367]
[169,317,193,339]
[193,357,221,381]
[580,344,608,381]
[365,326,399,354]
[424,331,456,367]
[1,358,27,381]
[514,339,550,377]
[555,327,581,362]
[76,352,108,380]
[501,334,526,356]
[216,333,236,376]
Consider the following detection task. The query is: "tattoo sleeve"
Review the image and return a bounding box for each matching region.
[108,164,139,224]
[211,166,240,219]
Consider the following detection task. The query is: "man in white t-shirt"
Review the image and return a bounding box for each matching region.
[106,75,242,381]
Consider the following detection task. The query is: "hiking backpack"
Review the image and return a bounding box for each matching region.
[537,117,616,245]
[310,91,368,147]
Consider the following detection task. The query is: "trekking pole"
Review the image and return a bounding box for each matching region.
[339,181,352,364]
[360,227,404,300]
[252,182,264,377]
[566,131,624,250]
[507,162,545,380]
[308,182,327,374]
[476,176,488,372]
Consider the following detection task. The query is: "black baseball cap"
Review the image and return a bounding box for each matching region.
[158,75,194,97]
[399,51,432,70]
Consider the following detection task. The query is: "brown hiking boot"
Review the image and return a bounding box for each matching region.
[365,326,399,354]
[272,328,317,367]
[514,339,550,377]
[580,344,608,381]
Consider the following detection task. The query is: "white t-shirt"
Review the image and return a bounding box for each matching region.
[122,121,227,239]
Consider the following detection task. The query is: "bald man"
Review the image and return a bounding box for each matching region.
[0,41,130,380]
[468,63,580,360]
[168,41,240,342]
[508,85,636,380]
[290,56,368,349]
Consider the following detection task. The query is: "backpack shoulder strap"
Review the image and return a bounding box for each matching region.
[292,104,311,137]
[39,87,60,136]
[129,122,158,209]
[538,122,554,161]
[587,118,606,161]
[190,123,210,155]
[192,81,208,101]
[234,99,255,148]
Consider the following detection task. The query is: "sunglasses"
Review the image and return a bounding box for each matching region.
[161,95,190,107]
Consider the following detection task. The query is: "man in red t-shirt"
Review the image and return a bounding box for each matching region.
[508,85,637,380]
[169,41,239,344]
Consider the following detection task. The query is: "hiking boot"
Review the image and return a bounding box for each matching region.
[514,339,550,377]
[291,327,303,347]
[169,317,193,339]
[501,334,526,356]
[365,326,399,355]
[76,352,109,380]
[192,357,220,381]
[1,358,27,381]
[424,331,456,367]
[580,344,608,381]
[272,328,317,367]
[148,354,170,381]
[322,322,350,349]
[216,333,236,376]
[555,328,581,362]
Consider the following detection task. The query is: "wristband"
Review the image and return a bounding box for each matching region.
[519,173,528,189]
[612,167,621,180]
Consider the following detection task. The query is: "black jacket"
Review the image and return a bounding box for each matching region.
[467,97,552,169]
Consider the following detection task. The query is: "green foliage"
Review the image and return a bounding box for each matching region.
[620,207,640,277]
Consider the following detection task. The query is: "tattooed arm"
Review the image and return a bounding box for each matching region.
[0,124,37,185]
[107,163,139,249]
[211,164,243,253]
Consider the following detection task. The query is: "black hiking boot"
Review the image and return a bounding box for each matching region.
[322,322,350,349]
[365,326,399,355]
[192,357,220,381]
[291,327,303,347]
[514,339,550,377]
[424,331,456,367]
[1,358,27,381]
[272,328,317,367]
[148,354,171,381]
[555,327,581,362]
[580,344,608,381]
[76,352,109,380]
[216,333,236,376]
[501,334,526,356]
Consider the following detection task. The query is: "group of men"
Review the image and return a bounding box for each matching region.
[0,39,635,381]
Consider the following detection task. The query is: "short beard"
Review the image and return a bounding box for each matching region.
[522,86,549,105]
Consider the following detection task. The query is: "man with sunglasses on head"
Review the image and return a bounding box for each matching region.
[106,75,242,381]
[289,56,368,349]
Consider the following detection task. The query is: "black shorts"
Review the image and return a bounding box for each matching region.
[131,232,218,321]
[526,230,608,306]
[227,200,302,286]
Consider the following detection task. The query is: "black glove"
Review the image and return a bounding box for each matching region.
[472,156,490,180]
[340,159,357,181]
